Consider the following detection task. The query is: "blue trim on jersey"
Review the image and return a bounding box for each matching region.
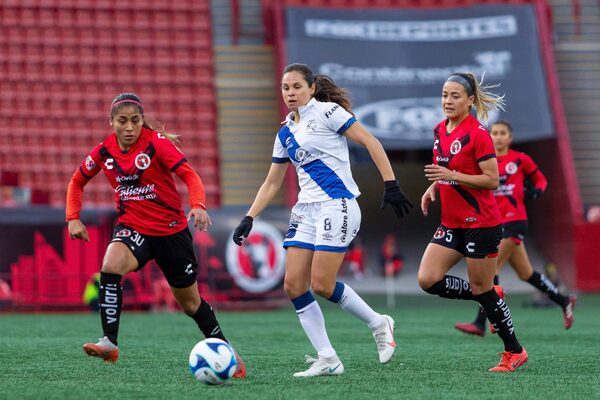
[327,281,345,303]
[283,241,314,250]
[291,291,316,311]
[302,159,354,199]
[314,245,348,252]
[272,157,290,163]
[336,116,357,135]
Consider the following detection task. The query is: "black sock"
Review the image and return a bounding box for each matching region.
[475,289,522,353]
[424,275,473,300]
[473,306,487,327]
[527,271,568,308]
[472,276,499,327]
[190,298,227,341]
[99,272,122,346]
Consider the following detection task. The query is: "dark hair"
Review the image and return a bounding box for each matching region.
[282,63,353,113]
[109,92,180,146]
[492,120,513,134]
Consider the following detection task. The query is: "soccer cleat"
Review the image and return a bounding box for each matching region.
[489,347,528,372]
[83,336,119,363]
[455,322,485,337]
[233,351,247,378]
[293,355,344,377]
[372,315,396,364]
[489,285,506,335]
[563,295,576,330]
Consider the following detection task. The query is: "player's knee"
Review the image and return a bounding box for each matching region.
[311,280,334,298]
[101,260,126,275]
[417,270,438,292]
[283,278,306,299]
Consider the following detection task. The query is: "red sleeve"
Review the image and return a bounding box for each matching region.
[174,163,207,210]
[66,148,102,221]
[66,170,89,221]
[521,153,548,191]
[473,128,496,163]
[153,132,187,171]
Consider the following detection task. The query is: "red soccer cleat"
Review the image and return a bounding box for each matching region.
[455,322,485,337]
[83,336,119,363]
[233,351,247,378]
[489,347,528,372]
[489,285,506,335]
[563,295,576,330]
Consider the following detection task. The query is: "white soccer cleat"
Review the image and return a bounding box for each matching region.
[293,355,344,377]
[372,315,396,364]
[83,336,119,363]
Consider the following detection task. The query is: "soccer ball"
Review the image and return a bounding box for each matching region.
[188,338,237,385]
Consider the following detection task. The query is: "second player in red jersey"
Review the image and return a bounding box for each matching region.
[419,73,527,372]
[455,120,575,337]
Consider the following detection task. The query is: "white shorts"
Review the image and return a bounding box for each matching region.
[283,198,361,252]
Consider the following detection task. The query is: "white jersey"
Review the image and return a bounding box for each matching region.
[272,98,361,203]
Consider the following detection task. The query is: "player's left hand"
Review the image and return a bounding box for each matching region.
[380,180,413,218]
[188,208,212,231]
[526,188,543,200]
[424,164,456,182]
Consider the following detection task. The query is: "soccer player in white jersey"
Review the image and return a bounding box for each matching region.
[232,63,413,377]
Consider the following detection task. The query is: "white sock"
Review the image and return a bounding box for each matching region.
[296,300,336,359]
[338,284,384,330]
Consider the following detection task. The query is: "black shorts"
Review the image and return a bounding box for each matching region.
[111,224,198,288]
[502,220,528,244]
[430,224,502,259]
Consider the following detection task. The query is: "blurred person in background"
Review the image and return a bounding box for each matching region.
[66,93,245,377]
[380,234,404,277]
[232,63,412,377]
[82,272,100,311]
[419,73,528,372]
[342,236,365,280]
[455,120,576,336]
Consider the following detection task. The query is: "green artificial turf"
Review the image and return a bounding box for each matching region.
[1,294,599,399]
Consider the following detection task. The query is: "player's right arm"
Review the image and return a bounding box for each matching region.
[246,162,288,219]
[66,148,102,241]
[421,182,438,216]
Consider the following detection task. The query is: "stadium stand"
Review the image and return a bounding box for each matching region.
[550,0,600,207]
[0,0,220,208]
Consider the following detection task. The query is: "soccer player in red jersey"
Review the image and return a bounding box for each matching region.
[455,120,576,337]
[419,73,527,372]
[66,93,245,377]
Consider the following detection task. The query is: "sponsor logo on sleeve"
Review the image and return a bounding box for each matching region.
[85,156,96,171]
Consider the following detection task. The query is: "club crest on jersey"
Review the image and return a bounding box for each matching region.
[135,153,151,170]
[306,119,318,133]
[450,140,462,155]
[115,228,131,238]
[505,162,518,175]
[84,155,95,171]
[433,227,445,239]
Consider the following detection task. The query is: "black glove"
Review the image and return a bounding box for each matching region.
[232,216,253,246]
[380,180,413,219]
[526,188,543,200]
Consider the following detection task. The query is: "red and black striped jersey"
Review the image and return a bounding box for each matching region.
[494,149,547,223]
[77,127,187,236]
[432,115,502,228]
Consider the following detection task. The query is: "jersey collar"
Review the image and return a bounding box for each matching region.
[282,97,318,124]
